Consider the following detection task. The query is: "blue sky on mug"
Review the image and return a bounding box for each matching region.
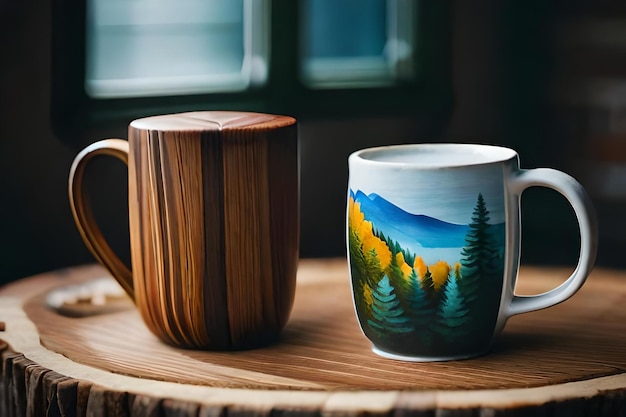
[349,163,506,226]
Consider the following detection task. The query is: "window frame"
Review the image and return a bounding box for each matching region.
[51,0,452,145]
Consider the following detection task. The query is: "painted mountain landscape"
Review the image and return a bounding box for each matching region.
[348,189,506,358]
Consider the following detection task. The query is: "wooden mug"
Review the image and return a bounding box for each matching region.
[69,111,299,350]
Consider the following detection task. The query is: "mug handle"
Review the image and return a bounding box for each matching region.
[507,168,598,316]
[68,139,134,300]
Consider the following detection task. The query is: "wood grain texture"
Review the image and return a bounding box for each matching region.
[127,112,298,351]
[2,260,626,416]
[70,112,299,351]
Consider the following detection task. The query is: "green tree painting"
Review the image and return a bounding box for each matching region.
[457,193,504,341]
[458,193,500,303]
[367,275,413,337]
[404,269,436,346]
[437,274,470,342]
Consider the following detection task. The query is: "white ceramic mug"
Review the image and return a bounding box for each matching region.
[346,143,597,361]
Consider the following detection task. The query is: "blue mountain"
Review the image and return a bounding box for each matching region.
[351,190,470,249]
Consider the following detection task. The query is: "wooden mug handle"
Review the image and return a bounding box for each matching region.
[68,139,134,300]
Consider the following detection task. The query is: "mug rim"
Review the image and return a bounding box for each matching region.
[350,143,518,169]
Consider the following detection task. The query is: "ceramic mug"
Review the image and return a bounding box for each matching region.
[346,143,597,361]
[69,111,299,350]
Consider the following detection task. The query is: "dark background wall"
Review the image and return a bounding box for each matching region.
[1,0,625,285]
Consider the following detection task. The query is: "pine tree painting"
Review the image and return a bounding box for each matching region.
[405,269,436,346]
[457,193,505,342]
[367,275,413,337]
[458,193,501,304]
[437,274,470,342]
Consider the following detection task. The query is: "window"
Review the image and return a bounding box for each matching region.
[51,0,451,144]
[85,0,268,98]
[300,0,417,88]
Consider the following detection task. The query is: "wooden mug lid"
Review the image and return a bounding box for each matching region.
[129,111,296,132]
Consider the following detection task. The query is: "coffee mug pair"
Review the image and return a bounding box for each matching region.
[69,111,597,361]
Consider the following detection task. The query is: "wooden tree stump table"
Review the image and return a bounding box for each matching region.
[2,259,626,416]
